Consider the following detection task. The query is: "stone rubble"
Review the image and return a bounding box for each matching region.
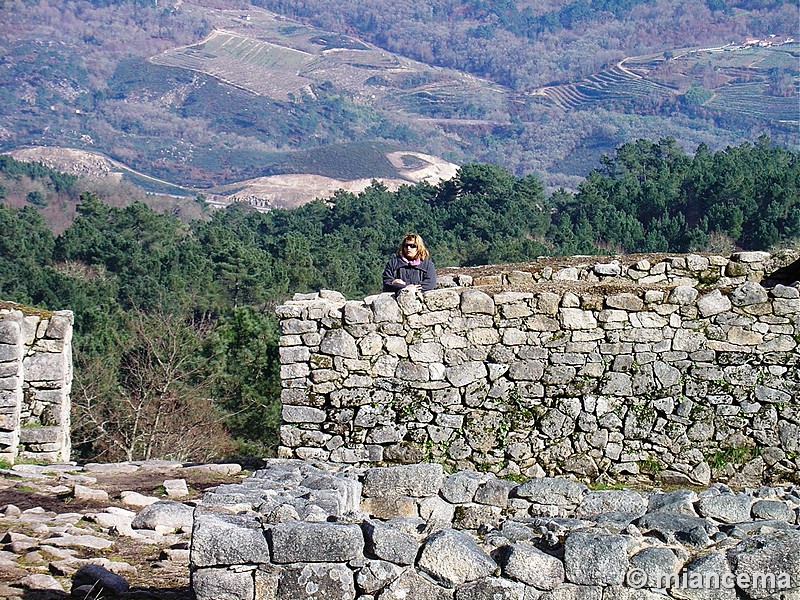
[191,459,800,600]
[0,459,243,598]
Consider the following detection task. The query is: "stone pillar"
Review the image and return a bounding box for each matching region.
[0,310,24,463]
[20,310,73,463]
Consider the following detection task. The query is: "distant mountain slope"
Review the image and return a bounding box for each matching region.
[211,149,459,209]
[531,41,798,123]
[149,7,507,119]
[7,144,459,213]
[0,0,796,200]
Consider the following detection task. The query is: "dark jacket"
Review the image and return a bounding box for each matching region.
[382,256,437,292]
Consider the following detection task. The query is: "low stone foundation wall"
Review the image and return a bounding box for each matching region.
[190,460,800,600]
[0,304,73,464]
[276,251,800,486]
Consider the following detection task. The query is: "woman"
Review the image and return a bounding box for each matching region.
[382,233,437,292]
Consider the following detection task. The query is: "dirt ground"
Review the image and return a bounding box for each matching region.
[0,463,251,599]
[0,467,238,512]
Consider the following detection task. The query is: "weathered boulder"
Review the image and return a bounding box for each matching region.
[563,531,629,586]
[729,281,769,306]
[751,499,795,522]
[501,541,564,590]
[671,551,736,600]
[191,510,271,567]
[362,463,444,498]
[270,522,364,563]
[574,489,646,519]
[727,530,800,600]
[647,489,699,516]
[376,568,453,599]
[515,478,587,505]
[636,512,716,547]
[440,471,484,504]
[628,546,683,589]
[696,493,753,524]
[362,519,419,565]
[454,576,526,600]
[417,528,497,586]
[276,562,355,600]
[71,564,130,596]
[193,567,254,600]
[356,560,404,594]
[131,500,194,532]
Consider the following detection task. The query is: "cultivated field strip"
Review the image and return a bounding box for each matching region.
[537,43,798,116]
[150,23,797,125]
[389,79,500,116]
[300,55,399,91]
[538,66,675,110]
[707,82,799,122]
[151,30,314,99]
[152,27,490,108]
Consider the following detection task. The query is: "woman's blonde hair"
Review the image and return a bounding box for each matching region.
[396,233,430,260]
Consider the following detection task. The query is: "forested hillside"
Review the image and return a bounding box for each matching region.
[1,138,797,462]
[0,154,209,233]
[255,0,796,90]
[1,0,796,196]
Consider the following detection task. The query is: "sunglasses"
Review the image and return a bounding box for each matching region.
[404,243,417,249]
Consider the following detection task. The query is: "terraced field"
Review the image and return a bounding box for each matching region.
[151,17,513,130]
[707,82,799,122]
[150,1,797,130]
[150,24,504,118]
[300,50,412,99]
[151,30,314,99]
[535,65,676,110]
[533,43,798,124]
[387,77,503,118]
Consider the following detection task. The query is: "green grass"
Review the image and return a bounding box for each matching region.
[639,458,662,475]
[0,300,54,318]
[705,445,760,469]
[503,473,528,484]
[589,481,629,490]
[13,484,38,493]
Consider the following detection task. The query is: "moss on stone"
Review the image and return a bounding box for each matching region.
[0,300,53,319]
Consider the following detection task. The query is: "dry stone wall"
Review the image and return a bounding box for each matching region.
[190,459,800,600]
[276,251,800,486]
[0,304,73,464]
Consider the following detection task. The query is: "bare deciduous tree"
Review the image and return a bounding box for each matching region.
[72,308,235,462]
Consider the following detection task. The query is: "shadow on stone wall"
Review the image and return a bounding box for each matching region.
[763,256,800,287]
